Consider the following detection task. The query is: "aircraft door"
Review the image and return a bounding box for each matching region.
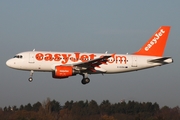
[29,53,35,63]
[132,56,137,67]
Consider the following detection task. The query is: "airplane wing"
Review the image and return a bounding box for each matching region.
[72,54,114,73]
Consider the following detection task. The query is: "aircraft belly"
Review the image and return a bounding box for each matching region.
[24,62,53,71]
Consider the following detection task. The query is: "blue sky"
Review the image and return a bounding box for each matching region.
[0,1,180,108]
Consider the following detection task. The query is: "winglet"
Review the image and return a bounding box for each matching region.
[134,26,171,57]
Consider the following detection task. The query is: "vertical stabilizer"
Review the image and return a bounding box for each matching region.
[134,26,171,57]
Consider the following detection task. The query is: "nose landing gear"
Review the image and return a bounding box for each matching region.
[28,70,34,82]
[28,77,33,82]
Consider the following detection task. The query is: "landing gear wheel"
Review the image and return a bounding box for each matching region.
[28,77,33,82]
[85,78,90,84]
[81,78,90,85]
[81,79,86,85]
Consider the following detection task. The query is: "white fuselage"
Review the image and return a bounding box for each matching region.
[6,51,173,74]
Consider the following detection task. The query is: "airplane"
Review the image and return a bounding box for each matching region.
[6,26,173,85]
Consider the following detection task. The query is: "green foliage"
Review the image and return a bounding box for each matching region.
[24,103,32,111]
[88,100,99,115]
[64,100,74,110]
[100,100,112,115]
[32,102,42,112]
[1,99,180,120]
[50,100,61,112]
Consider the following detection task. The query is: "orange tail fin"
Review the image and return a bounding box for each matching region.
[134,26,171,57]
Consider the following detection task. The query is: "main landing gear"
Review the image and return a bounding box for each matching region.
[28,70,34,82]
[81,73,90,85]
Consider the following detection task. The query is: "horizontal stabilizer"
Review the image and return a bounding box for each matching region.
[148,57,173,64]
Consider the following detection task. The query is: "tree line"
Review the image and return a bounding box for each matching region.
[0,98,180,120]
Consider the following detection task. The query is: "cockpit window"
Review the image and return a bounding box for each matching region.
[14,55,23,59]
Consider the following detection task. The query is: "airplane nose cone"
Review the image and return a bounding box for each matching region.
[6,59,14,68]
[6,60,11,67]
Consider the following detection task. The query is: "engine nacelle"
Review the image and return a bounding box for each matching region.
[52,66,77,79]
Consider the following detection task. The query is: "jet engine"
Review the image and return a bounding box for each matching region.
[52,66,78,78]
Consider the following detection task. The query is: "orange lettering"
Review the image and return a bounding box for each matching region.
[61,54,71,64]
[108,54,115,63]
[80,55,89,62]
[70,52,80,62]
[116,56,127,64]
[35,53,127,64]
[54,54,61,61]
[44,53,53,61]
[89,54,96,60]
[35,53,44,61]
